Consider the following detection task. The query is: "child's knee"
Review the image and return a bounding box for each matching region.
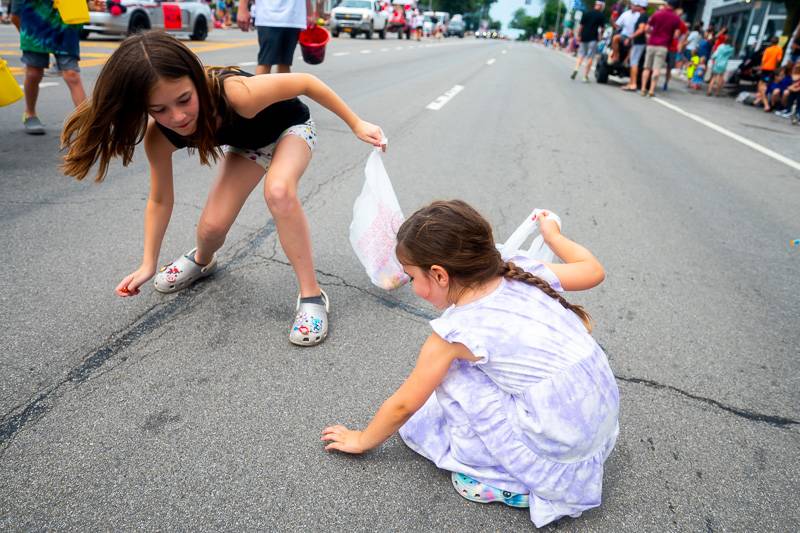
[62,70,81,85]
[264,182,298,216]
[26,67,44,81]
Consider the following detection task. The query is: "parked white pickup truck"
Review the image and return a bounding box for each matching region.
[330,0,388,39]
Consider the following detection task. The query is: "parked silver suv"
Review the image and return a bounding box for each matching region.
[83,0,212,41]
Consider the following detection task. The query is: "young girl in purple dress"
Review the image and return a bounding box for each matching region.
[323,200,619,527]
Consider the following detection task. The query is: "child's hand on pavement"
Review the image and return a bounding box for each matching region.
[534,211,561,243]
[321,424,366,454]
[353,120,387,151]
[115,265,156,297]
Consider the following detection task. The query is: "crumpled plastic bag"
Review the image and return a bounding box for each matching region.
[349,148,410,290]
[496,208,562,263]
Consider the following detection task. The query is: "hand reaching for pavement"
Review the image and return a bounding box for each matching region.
[115,265,156,297]
[321,424,366,454]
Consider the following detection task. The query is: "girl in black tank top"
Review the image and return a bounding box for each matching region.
[62,31,386,347]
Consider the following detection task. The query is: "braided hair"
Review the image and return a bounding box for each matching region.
[396,200,592,332]
[501,261,592,332]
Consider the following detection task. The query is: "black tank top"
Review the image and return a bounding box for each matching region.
[157,70,310,150]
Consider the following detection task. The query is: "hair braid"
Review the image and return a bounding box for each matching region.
[502,261,593,332]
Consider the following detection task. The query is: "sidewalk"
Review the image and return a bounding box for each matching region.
[550,43,800,164]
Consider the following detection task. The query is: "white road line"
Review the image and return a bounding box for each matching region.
[23,82,60,89]
[502,50,507,54]
[238,61,257,66]
[395,46,404,50]
[487,58,496,65]
[426,85,464,111]
[333,51,350,56]
[653,98,800,172]
[380,47,389,52]
[543,44,800,172]
[360,50,371,54]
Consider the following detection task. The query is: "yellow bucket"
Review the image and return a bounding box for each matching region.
[0,59,23,107]
[54,0,90,25]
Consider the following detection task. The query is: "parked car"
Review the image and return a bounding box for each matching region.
[330,0,387,39]
[83,0,212,41]
[446,14,464,38]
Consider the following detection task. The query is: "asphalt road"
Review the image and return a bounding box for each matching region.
[1,27,799,531]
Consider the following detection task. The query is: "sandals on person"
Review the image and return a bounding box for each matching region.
[153,248,218,293]
[289,289,330,346]
[451,472,530,508]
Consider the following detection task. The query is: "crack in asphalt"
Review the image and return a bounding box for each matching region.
[0,148,431,450]
[0,216,280,452]
[3,217,797,452]
[252,253,435,323]
[614,374,798,429]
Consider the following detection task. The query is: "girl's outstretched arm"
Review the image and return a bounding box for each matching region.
[536,211,605,291]
[322,333,461,454]
[115,121,176,296]
[224,73,385,149]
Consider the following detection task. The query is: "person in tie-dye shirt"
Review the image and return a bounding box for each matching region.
[18,0,86,134]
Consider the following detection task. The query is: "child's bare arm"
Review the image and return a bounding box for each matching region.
[116,121,176,297]
[322,333,458,453]
[225,73,385,149]
[537,213,605,291]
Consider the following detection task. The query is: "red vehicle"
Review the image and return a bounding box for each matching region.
[385,4,411,39]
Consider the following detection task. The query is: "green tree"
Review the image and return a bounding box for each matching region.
[510,7,539,39]
[539,0,566,32]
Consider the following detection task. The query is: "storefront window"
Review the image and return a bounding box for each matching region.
[763,17,786,41]
[769,3,787,16]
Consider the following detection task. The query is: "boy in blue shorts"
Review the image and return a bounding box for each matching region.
[18,0,86,134]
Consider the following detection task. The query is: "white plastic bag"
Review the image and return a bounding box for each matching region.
[349,149,410,290]
[496,208,562,263]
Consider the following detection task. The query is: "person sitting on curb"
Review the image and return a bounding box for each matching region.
[755,36,783,112]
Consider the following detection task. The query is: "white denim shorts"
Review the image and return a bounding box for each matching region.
[226,118,317,171]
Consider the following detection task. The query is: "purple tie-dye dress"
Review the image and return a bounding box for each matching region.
[399,257,619,528]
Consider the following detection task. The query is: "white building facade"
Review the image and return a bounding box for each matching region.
[701,0,792,55]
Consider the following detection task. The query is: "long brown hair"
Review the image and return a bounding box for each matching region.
[61,31,225,181]
[396,200,593,332]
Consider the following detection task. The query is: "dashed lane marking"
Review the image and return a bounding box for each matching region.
[426,84,464,111]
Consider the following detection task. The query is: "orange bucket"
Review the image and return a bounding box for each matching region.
[298,25,330,65]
